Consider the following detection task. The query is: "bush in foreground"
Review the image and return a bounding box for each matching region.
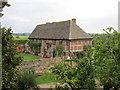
[17,68,38,90]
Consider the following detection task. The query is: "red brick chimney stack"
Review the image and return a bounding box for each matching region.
[72,18,76,24]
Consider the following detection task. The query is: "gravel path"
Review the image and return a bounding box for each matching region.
[37,82,58,88]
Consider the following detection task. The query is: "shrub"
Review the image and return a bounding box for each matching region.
[2,27,22,89]
[17,68,38,90]
[15,39,28,45]
[28,41,41,55]
[51,45,96,89]
[93,27,120,89]
[16,35,19,38]
[51,59,96,89]
[56,45,63,57]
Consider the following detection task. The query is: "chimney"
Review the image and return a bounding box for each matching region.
[71,18,76,24]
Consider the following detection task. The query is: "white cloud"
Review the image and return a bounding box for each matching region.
[1,0,119,33]
[7,15,31,22]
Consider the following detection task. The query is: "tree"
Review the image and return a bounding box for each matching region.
[51,27,120,89]
[51,45,96,89]
[16,35,19,39]
[1,0,10,8]
[92,27,120,89]
[2,27,22,89]
[0,0,11,89]
[0,0,10,17]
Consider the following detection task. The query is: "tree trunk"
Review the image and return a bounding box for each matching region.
[68,82,74,90]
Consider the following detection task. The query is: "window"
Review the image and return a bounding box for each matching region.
[44,40,46,44]
[53,40,56,45]
[39,40,42,43]
[59,40,62,45]
[66,41,69,46]
[36,39,38,42]
[85,40,88,44]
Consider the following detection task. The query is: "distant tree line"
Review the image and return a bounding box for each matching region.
[13,33,31,36]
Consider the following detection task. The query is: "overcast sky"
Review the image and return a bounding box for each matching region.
[1,0,119,33]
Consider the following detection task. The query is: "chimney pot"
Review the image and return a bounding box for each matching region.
[72,18,76,24]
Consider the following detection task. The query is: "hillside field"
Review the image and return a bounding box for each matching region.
[13,35,29,40]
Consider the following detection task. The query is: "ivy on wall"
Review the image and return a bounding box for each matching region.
[28,41,41,55]
[46,43,52,50]
[56,45,63,57]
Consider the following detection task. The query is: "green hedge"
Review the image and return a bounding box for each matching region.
[15,39,28,45]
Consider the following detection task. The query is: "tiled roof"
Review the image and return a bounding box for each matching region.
[29,19,92,40]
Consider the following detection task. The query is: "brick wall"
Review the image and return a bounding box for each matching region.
[29,39,92,57]
[16,45,27,52]
[33,39,70,57]
[70,40,92,52]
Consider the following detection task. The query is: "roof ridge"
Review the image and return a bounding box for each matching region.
[52,20,70,23]
[37,20,71,26]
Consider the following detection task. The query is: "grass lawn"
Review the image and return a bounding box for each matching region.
[13,35,29,40]
[35,71,56,84]
[18,53,42,61]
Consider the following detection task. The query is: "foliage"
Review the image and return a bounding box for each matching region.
[51,27,120,89]
[13,35,28,45]
[15,39,28,45]
[42,43,52,57]
[56,45,63,57]
[71,45,92,60]
[51,62,95,89]
[51,45,96,89]
[55,84,69,90]
[92,27,120,89]
[72,52,84,59]
[43,47,47,57]
[89,33,100,38]
[16,35,19,38]
[0,0,10,17]
[46,43,52,50]
[35,71,56,84]
[2,27,22,89]
[17,53,42,61]
[28,41,41,55]
[17,68,38,90]
[1,0,10,8]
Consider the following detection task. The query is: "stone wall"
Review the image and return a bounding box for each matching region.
[18,58,62,75]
